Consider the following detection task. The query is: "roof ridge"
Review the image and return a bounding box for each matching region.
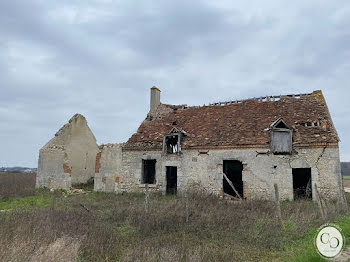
[161,91,319,109]
[126,89,339,149]
[208,92,314,107]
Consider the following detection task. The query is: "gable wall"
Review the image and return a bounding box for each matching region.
[36,114,99,190]
[65,117,99,184]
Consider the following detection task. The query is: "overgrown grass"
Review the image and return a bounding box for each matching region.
[343,176,350,180]
[0,173,349,261]
[0,189,53,210]
[277,215,350,262]
[0,190,349,262]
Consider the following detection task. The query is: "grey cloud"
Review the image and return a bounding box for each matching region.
[81,1,273,68]
[0,1,115,73]
[0,0,350,167]
[291,32,350,78]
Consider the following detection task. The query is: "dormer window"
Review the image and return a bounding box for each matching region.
[165,134,180,153]
[163,127,185,154]
[269,118,292,154]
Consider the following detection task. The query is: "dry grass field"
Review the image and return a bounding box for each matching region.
[0,172,349,261]
[0,172,36,199]
[343,178,350,188]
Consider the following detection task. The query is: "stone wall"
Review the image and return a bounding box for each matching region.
[36,114,99,190]
[95,145,343,201]
[94,144,123,192]
[65,115,99,185]
[36,146,71,189]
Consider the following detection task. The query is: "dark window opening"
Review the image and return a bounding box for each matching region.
[199,150,209,155]
[172,121,177,125]
[275,121,288,129]
[223,160,243,198]
[165,135,180,153]
[292,168,312,200]
[166,166,177,194]
[142,160,156,184]
[300,121,321,127]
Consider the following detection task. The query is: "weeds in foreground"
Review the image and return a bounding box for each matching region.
[1,173,349,261]
[0,191,348,262]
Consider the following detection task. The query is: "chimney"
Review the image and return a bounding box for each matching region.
[150,86,161,114]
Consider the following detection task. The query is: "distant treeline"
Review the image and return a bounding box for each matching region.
[0,167,37,173]
[341,162,350,176]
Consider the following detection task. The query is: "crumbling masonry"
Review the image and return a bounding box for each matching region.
[37,88,345,202]
[36,114,99,189]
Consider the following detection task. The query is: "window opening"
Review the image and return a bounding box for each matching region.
[165,135,179,153]
[142,159,156,184]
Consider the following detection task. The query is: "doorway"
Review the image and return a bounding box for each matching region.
[292,168,312,199]
[223,160,243,198]
[166,166,177,194]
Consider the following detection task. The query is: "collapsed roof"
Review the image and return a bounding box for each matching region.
[124,90,339,150]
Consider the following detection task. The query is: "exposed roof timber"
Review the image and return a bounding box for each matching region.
[208,93,312,107]
[125,90,339,150]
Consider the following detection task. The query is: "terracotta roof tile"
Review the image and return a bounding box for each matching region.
[124,90,339,150]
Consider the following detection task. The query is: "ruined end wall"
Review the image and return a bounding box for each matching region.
[65,115,99,184]
[36,114,99,190]
[94,144,123,192]
[36,146,71,189]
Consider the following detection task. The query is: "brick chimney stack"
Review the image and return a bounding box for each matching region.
[150,86,161,114]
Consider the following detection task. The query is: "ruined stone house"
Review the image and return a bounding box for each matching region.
[36,114,99,189]
[37,88,345,201]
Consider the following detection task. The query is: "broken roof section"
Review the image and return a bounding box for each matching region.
[124,90,339,150]
[42,113,97,149]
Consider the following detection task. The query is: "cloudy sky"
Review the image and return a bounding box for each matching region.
[1,0,350,167]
